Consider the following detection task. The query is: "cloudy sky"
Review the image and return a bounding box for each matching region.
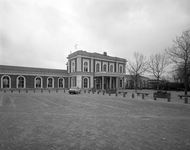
[0,0,190,70]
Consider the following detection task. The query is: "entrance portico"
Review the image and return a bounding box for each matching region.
[94,75,124,90]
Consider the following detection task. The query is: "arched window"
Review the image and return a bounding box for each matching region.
[71,62,75,72]
[96,63,100,72]
[71,77,75,87]
[58,78,64,88]
[47,77,54,88]
[17,76,25,88]
[110,65,113,72]
[35,77,42,88]
[1,75,11,88]
[119,79,123,88]
[84,62,88,72]
[95,78,101,89]
[83,78,88,88]
[103,64,107,72]
[119,66,123,73]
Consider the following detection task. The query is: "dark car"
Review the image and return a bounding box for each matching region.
[69,87,81,94]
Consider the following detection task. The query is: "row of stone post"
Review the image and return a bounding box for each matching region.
[85,90,189,104]
[3,89,66,93]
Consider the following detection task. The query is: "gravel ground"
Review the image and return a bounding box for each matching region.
[0,90,190,150]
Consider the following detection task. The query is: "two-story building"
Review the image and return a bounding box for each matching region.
[67,50,127,90]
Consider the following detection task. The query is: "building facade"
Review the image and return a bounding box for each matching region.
[0,50,149,90]
[67,50,127,90]
[0,65,68,89]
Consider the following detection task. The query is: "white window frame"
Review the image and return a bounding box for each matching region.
[103,62,108,72]
[71,77,76,87]
[47,77,54,88]
[58,78,65,88]
[119,64,123,73]
[16,75,26,88]
[119,79,123,88]
[1,75,11,89]
[83,59,89,72]
[71,60,75,73]
[95,61,101,72]
[109,63,114,72]
[83,77,89,88]
[34,76,43,88]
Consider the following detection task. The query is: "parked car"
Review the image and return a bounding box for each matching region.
[69,87,81,94]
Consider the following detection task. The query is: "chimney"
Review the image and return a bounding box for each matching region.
[103,52,107,56]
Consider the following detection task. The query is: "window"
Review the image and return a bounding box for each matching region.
[103,64,107,72]
[96,78,101,89]
[119,66,123,73]
[110,65,113,72]
[119,79,123,88]
[84,62,88,72]
[71,77,75,87]
[71,61,75,72]
[2,76,10,88]
[58,78,64,88]
[35,77,42,88]
[17,76,25,88]
[96,63,100,72]
[83,78,88,88]
[47,77,54,88]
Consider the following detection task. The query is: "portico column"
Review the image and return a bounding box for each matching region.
[116,77,118,89]
[123,77,124,89]
[109,77,112,89]
[68,77,70,88]
[102,76,104,90]
[94,78,96,89]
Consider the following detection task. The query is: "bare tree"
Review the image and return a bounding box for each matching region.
[165,30,190,95]
[126,52,148,92]
[148,53,170,91]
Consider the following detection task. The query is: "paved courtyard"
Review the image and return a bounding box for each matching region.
[0,90,190,150]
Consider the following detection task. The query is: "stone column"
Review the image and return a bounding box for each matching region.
[68,60,70,73]
[90,76,94,88]
[68,77,70,88]
[116,77,118,89]
[122,77,124,89]
[110,76,112,89]
[102,76,104,90]
[91,58,94,72]
[94,78,96,89]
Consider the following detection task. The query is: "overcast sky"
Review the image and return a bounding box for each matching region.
[0,0,190,70]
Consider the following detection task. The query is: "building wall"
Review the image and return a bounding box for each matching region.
[67,51,126,89]
[0,74,68,89]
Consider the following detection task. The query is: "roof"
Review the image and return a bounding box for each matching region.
[67,50,127,62]
[0,65,68,76]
